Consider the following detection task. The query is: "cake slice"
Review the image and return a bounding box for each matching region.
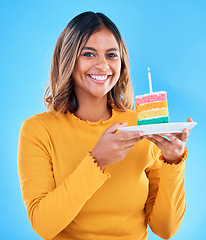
[135,91,169,125]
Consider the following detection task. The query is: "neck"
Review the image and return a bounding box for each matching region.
[74,96,112,122]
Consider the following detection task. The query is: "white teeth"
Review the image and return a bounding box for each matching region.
[90,75,108,81]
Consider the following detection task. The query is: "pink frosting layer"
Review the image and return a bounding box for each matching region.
[135,92,167,105]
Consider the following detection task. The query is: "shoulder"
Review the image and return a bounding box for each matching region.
[20,110,63,134]
[23,110,60,124]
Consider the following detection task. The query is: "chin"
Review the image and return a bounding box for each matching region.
[88,88,110,98]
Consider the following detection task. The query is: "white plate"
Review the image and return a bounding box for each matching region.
[118,122,197,135]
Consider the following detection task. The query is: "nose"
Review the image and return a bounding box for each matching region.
[95,55,109,71]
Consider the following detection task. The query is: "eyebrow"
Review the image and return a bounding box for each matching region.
[82,47,119,52]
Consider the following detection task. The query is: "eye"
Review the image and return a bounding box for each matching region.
[107,53,118,58]
[83,52,95,57]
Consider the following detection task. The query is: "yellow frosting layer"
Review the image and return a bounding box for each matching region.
[137,108,169,119]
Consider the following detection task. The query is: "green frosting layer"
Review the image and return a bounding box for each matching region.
[138,116,169,125]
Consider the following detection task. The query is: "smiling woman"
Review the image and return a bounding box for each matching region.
[44,12,133,115]
[72,27,122,120]
[18,11,191,240]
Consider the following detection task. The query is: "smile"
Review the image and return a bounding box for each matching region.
[88,74,111,83]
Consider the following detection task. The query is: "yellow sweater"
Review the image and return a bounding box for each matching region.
[17,108,187,240]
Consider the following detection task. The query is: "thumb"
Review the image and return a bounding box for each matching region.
[187,117,193,133]
[187,117,193,122]
[105,122,128,134]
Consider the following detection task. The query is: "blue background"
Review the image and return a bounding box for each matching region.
[1,0,205,239]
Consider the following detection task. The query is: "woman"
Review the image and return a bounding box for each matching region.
[18,11,192,240]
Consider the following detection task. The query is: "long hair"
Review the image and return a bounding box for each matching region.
[44,11,134,114]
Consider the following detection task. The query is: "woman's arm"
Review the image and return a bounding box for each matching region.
[17,118,110,240]
[144,143,187,239]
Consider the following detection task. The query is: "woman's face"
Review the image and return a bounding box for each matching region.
[73,26,121,102]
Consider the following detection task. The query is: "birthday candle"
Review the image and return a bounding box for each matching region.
[148,67,153,93]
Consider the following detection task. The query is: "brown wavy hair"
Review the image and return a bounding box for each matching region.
[44,11,134,114]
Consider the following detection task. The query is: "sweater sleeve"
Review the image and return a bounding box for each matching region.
[144,143,187,239]
[17,118,110,240]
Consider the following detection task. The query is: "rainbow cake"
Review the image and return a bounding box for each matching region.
[135,91,169,125]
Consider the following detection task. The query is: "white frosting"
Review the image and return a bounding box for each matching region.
[138,107,168,113]
[135,91,167,99]
[138,115,169,120]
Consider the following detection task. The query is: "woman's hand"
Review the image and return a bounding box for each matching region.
[146,118,193,164]
[91,122,146,170]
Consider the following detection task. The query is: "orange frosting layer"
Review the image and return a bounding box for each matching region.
[136,101,168,112]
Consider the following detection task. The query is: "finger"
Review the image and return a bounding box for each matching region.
[124,139,145,151]
[165,127,190,140]
[119,131,144,141]
[105,122,128,134]
[146,134,174,151]
[181,128,189,142]
[164,133,182,144]
[124,144,136,152]
[170,133,181,138]
[147,134,171,144]
[120,135,146,147]
[146,137,163,149]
